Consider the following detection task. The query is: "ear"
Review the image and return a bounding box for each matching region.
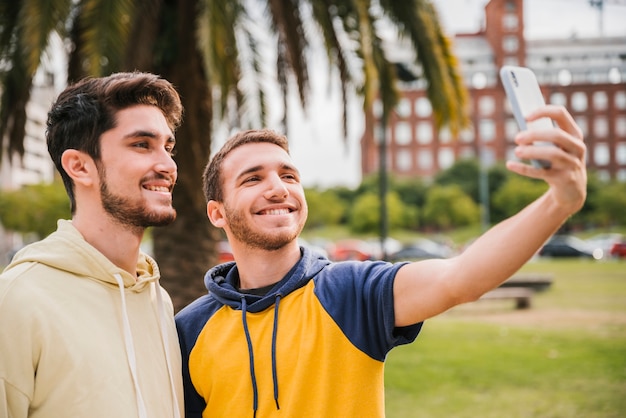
[207,200,227,228]
[61,149,96,187]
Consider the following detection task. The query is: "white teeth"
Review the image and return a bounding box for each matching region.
[146,186,169,192]
[264,208,289,215]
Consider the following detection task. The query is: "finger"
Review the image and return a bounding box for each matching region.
[526,105,583,140]
[516,129,586,162]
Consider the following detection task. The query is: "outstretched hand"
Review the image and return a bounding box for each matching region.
[506,104,587,216]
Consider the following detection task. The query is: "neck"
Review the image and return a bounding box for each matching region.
[231,241,301,290]
[72,211,144,277]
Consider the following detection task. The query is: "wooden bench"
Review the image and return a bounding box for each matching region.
[477,273,553,309]
[480,287,534,309]
[499,273,554,292]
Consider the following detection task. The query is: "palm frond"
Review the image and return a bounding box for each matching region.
[73,0,135,76]
[267,0,309,107]
[379,0,469,133]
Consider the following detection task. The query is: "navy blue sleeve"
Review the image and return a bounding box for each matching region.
[313,260,423,361]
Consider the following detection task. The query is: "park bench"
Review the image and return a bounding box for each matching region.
[479,273,554,309]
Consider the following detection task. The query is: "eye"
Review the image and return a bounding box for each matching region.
[133,141,150,149]
[282,172,299,182]
[166,145,177,157]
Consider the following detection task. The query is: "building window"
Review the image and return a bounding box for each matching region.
[617,170,626,182]
[503,13,518,30]
[478,96,495,116]
[608,67,622,84]
[395,122,412,145]
[616,116,626,137]
[373,99,383,118]
[593,91,608,111]
[479,120,495,142]
[571,92,588,112]
[505,0,517,11]
[615,91,626,110]
[416,122,433,144]
[438,148,455,170]
[594,143,610,166]
[503,36,518,53]
[616,143,626,165]
[575,117,588,137]
[472,72,487,89]
[396,150,412,172]
[374,123,390,145]
[558,69,572,86]
[594,117,609,138]
[550,92,567,107]
[505,118,518,142]
[415,97,432,117]
[417,150,433,170]
[459,128,474,144]
[395,98,411,118]
[438,127,452,144]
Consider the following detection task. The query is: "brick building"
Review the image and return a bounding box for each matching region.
[360,0,626,182]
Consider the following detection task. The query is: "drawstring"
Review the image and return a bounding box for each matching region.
[241,297,259,418]
[114,274,148,418]
[241,294,283,417]
[153,280,182,418]
[271,295,281,410]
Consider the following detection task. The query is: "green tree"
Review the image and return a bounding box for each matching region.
[492,176,547,219]
[303,188,346,229]
[1,0,468,310]
[0,181,70,239]
[587,180,626,227]
[349,191,418,234]
[422,185,479,229]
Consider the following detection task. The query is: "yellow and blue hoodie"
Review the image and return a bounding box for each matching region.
[175,246,423,417]
[0,220,183,418]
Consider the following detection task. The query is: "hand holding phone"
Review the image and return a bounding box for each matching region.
[500,65,553,169]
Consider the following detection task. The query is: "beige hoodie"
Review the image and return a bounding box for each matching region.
[0,220,183,418]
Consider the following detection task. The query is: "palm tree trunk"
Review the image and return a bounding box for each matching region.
[152,0,218,312]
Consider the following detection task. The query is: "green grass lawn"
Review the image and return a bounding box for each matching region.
[384,259,626,417]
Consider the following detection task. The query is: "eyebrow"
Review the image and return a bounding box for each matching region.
[124,130,176,145]
[235,162,299,182]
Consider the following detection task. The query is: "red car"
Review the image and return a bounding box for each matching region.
[610,241,626,258]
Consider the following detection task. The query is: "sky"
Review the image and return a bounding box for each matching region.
[270,0,626,189]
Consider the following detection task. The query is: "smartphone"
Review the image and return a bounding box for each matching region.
[500,65,553,169]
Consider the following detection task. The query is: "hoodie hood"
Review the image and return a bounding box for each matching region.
[6,219,157,291]
[204,245,331,312]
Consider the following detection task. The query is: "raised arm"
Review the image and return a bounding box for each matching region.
[393,105,587,326]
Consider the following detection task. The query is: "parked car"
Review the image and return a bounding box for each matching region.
[327,239,374,261]
[389,238,454,261]
[539,235,600,259]
[610,241,626,258]
[585,233,623,260]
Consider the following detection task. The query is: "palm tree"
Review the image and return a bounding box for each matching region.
[0,0,468,311]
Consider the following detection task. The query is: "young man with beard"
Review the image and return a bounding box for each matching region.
[0,72,184,418]
[176,105,587,417]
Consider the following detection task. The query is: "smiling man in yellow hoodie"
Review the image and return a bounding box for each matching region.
[0,72,184,418]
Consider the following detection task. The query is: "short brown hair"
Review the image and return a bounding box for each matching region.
[202,129,290,202]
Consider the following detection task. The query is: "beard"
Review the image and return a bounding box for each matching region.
[224,202,305,251]
[99,167,176,230]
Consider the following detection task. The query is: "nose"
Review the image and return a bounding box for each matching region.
[264,173,288,200]
[156,148,177,178]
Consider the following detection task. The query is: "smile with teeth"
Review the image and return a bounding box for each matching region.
[260,208,291,215]
[144,185,171,192]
